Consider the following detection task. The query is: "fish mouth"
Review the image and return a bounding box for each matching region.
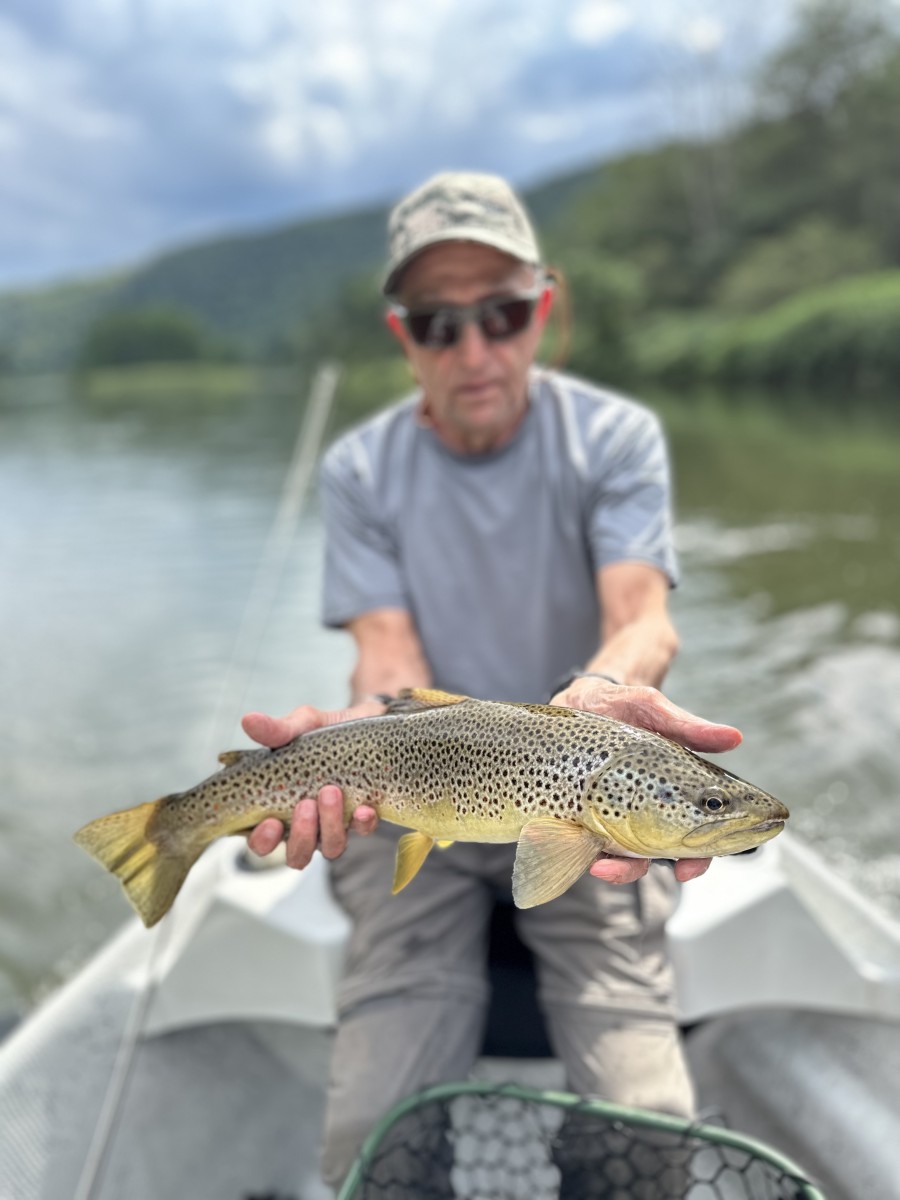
[749,820,785,835]
[681,817,785,850]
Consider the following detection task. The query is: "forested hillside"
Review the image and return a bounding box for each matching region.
[1,0,897,401]
[0,162,608,375]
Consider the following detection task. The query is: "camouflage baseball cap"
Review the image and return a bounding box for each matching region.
[383,170,542,295]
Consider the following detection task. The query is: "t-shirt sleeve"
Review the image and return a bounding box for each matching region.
[319,439,409,627]
[585,402,679,585]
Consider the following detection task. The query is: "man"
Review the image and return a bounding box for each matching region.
[244,171,742,1190]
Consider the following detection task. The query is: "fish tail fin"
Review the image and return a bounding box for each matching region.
[74,797,202,928]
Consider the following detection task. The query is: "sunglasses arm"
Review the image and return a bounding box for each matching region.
[385,308,408,346]
[536,283,555,324]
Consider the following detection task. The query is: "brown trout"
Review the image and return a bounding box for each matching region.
[74,688,788,927]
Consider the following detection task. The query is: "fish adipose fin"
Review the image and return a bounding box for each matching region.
[392,830,436,893]
[513,818,608,909]
[388,688,469,713]
[73,798,202,928]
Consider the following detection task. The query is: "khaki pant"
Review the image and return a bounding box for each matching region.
[321,825,694,1191]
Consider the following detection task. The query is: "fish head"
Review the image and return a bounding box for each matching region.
[581,735,789,859]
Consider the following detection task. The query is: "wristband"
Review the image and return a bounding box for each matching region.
[548,670,621,702]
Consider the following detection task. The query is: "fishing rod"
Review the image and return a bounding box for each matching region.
[72,361,341,1200]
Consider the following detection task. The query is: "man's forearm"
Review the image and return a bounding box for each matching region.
[584,610,679,688]
[347,608,432,703]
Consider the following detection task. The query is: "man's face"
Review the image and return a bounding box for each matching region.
[391,242,549,454]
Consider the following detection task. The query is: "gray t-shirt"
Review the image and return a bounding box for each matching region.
[320,368,677,703]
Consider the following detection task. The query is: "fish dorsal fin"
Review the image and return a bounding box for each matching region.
[217,750,249,767]
[512,818,608,909]
[392,831,436,894]
[388,688,470,713]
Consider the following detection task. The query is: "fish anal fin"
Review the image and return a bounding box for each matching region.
[512,818,608,909]
[392,831,436,894]
[388,688,470,713]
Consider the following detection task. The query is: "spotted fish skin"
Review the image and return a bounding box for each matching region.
[74,689,789,927]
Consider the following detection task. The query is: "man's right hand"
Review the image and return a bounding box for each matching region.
[241,700,384,870]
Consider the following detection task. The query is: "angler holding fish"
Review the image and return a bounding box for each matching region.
[77,171,788,1196]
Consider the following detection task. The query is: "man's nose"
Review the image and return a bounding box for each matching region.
[455,317,490,366]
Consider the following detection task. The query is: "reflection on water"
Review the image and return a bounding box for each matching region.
[0,374,898,1013]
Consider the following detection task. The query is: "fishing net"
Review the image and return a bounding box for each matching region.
[336,1082,827,1200]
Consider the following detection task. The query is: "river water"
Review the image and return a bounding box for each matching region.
[1,371,898,1017]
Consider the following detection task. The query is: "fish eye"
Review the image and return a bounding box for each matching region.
[700,789,729,812]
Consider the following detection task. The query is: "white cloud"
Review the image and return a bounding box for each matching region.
[567,1,632,45]
[681,15,725,54]
[0,0,799,288]
[0,16,132,143]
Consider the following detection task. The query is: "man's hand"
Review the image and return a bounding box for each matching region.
[242,699,383,870]
[550,677,743,886]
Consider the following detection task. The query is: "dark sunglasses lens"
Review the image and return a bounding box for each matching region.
[407,309,459,347]
[405,294,537,347]
[479,297,535,340]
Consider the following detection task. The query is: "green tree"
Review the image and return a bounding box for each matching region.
[78,308,222,369]
[558,256,643,387]
[298,273,392,366]
[716,217,878,313]
[755,0,895,119]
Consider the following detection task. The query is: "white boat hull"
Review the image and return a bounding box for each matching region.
[2,834,899,1200]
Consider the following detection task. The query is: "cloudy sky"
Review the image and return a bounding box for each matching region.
[0,0,798,292]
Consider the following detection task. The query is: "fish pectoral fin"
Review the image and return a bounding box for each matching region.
[512,819,608,909]
[388,688,470,713]
[392,831,436,894]
[436,840,455,849]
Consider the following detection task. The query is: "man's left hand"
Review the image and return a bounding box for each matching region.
[550,676,743,885]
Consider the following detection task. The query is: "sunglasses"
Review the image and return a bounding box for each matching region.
[392,288,544,349]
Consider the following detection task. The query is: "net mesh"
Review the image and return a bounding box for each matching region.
[339,1084,825,1200]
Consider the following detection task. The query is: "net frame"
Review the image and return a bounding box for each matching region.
[336,1080,828,1200]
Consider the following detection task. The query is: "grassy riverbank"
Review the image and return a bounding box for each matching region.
[635,272,900,399]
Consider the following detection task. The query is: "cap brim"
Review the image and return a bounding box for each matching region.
[383,229,540,295]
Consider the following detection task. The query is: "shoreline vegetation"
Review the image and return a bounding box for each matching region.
[1,1,899,412]
[2,362,896,488]
[635,272,900,395]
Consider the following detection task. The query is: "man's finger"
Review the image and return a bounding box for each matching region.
[673,858,712,882]
[241,706,321,748]
[285,797,320,870]
[615,691,742,753]
[589,856,650,885]
[317,786,348,859]
[247,817,287,856]
[242,698,388,750]
[349,805,379,835]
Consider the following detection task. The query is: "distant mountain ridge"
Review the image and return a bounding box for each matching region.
[0,165,599,375]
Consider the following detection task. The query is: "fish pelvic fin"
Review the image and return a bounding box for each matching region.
[392,830,436,894]
[388,688,470,713]
[512,818,608,909]
[73,797,202,929]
